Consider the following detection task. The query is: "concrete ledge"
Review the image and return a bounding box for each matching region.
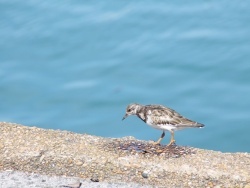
[0,122,249,187]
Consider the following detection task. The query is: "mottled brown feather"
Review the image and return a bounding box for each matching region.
[123,103,204,144]
[141,105,204,128]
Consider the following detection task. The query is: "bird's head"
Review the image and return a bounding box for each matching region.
[122,103,141,120]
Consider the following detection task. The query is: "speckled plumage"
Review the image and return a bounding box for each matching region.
[122,103,204,145]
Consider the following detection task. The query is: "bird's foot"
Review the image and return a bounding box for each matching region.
[153,141,161,145]
[148,140,160,145]
[167,140,176,147]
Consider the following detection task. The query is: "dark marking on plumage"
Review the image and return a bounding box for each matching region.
[137,113,146,123]
[142,104,204,128]
[122,103,205,145]
[123,103,204,128]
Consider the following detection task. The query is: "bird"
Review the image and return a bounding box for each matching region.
[122,103,204,145]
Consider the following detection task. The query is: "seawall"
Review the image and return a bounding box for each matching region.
[0,122,249,187]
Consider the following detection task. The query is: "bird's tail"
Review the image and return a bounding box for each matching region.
[195,122,205,128]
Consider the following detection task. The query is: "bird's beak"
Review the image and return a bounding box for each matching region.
[122,114,128,120]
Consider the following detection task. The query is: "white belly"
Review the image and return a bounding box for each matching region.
[146,116,178,131]
[147,122,177,131]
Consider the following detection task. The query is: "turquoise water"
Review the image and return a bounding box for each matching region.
[1,1,250,152]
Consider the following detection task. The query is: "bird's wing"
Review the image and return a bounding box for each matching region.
[146,105,204,128]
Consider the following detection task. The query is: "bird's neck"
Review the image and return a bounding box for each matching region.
[136,105,147,123]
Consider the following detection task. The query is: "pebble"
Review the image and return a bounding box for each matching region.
[90,177,99,182]
[142,171,149,179]
[75,161,83,166]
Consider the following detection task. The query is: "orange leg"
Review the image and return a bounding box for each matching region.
[155,131,165,144]
[167,131,176,146]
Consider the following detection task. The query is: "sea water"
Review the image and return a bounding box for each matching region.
[1,0,250,152]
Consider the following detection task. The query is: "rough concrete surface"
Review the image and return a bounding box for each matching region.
[0,122,249,188]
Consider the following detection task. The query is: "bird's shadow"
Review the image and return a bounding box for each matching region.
[106,140,195,158]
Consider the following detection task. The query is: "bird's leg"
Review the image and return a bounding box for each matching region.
[155,131,165,144]
[167,131,176,146]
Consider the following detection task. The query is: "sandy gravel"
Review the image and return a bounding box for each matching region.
[0,122,250,188]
